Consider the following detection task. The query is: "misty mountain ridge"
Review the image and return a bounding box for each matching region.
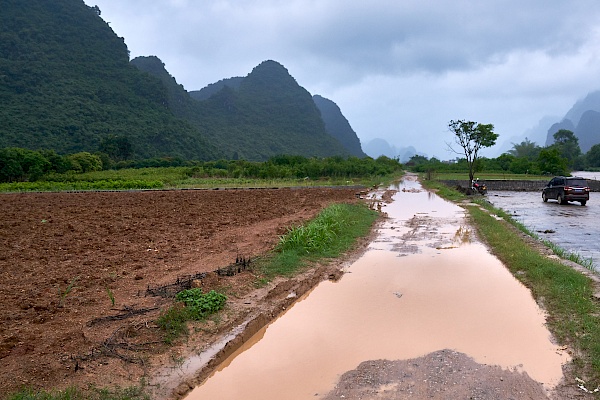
[189,77,244,101]
[1,1,365,161]
[312,95,366,158]
[363,138,422,162]
[495,115,558,155]
[544,90,600,153]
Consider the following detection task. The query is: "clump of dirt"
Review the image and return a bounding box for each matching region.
[0,187,364,399]
[322,349,550,400]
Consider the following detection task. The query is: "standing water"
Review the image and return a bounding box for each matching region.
[184,175,568,399]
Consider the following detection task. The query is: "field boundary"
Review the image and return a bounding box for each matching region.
[440,179,600,192]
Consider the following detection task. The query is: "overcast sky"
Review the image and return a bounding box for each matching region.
[83,0,600,159]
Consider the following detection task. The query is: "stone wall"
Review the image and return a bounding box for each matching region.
[440,179,600,192]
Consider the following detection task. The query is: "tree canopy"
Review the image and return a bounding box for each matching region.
[447,120,498,183]
[508,138,542,160]
[586,144,600,168]
[550,129,582,169]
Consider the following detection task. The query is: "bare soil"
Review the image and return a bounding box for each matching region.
[0,187,365,399]
[322,349,551,399]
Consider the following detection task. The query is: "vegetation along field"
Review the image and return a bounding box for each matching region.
[0,150,401,191]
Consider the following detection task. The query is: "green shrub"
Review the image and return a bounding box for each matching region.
[157,288,227,344]
[175,288,227,320]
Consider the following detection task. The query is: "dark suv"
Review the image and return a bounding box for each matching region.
[542,176,590,206]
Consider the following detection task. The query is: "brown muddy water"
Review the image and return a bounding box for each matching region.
[183,175,568,399]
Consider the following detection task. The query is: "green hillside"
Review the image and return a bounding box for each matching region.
[313,94,367,158]
[135,59,353,160]
[1,0,359,162]
[0,0,220,160]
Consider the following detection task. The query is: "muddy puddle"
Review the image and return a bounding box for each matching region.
[183,175,568,399]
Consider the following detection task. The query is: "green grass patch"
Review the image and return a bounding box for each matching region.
[259,203,379,278]
[156,288,227,344]
[419,179,469,202]
[0,179,164,192]
[6,384,149,400]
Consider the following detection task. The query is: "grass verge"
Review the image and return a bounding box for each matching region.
[259,202,379,279]
[423,179,600,387]
[6,384,149,400]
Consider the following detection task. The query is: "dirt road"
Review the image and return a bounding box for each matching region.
[183,175,576,400]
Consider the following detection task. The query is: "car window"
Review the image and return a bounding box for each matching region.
[566,179,587,187]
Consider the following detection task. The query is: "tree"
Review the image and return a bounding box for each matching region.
[66,152,103,173]
[537,147,568,176]
[507,138,541,160]
[0,148,50,182]
[586,144,600,168]
[494,153,515,171]
[99,135,134,162]
[509,157,534,174]
[551,129,581,169]
[447,120,498,183]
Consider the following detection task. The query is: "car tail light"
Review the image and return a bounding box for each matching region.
[585,187,590,192]
[564,186,572,192]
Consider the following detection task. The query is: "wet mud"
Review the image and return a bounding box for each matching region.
[184,176,568,399]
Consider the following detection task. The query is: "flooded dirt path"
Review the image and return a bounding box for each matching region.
[183,175,568,399]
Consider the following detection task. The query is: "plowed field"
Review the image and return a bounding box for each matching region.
[0,187,363,398]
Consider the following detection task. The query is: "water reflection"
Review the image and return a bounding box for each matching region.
[488,191,598,269]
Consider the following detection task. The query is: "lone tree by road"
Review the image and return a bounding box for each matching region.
[447,120,498,184]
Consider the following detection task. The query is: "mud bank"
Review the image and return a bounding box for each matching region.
[152,263,351,399]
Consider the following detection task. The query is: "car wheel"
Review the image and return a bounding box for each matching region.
[557,194,565,205]
[542,192,548,202]
[580,200,587,206]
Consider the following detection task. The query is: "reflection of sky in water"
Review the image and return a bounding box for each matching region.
[571,171,600,181]
[487,191,599,269]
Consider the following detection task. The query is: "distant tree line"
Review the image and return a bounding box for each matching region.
[0,147,103,182]
[0,146,402,183]
[409,129,600,176]
[184,154,401,180]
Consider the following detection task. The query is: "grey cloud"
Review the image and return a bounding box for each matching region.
[84,0,600,159]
